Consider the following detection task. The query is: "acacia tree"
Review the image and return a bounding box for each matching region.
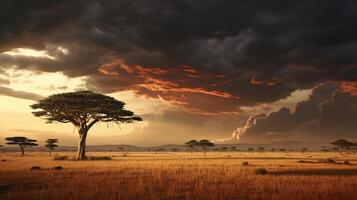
[45,139,59,156]
[330,139,354,154]
[197,139,214,155]
[5,137,38,156]
[31,91,142,160]
[185,140,198,153]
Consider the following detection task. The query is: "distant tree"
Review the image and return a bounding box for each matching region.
[197,140,214,155]
[248,147,254,152]
[185,140,198,153]
[230,146,237,151]
[45,139,58,156]
[171,148,179,152]
[331,139,354,154]
[5,137,38,156]
[279,148,286,152]
[30,91,142,160]
[271,148,276,152]
[117,147,124,152]
[258,147,265,152]
[301,148,307,153]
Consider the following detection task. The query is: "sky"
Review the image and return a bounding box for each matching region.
[0,0,356,146]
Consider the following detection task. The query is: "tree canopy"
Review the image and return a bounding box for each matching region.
[185,140,199,152]
[330,139,355,154]
[197,139,215,154]
[45,139,59,156]
[31,91,142,127]
[5,137,38,155]
[331,139,354,149]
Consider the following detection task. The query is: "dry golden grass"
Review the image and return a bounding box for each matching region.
[1,151,357,200]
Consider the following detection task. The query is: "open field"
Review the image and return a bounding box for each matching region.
[1,152,357,200]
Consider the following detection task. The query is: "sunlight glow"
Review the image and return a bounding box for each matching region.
[2,48,56,60]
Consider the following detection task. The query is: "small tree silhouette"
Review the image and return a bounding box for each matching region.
[185,140,198,153]
[5,137,38,156]
[197,139,214,155]
[45,139,58,156]
[258,147,265,152]
[331,139,354,155]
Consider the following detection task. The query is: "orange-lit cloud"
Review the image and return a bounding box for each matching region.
[97,58,240,114]
[339,81,357,96]
[250,78,278,86]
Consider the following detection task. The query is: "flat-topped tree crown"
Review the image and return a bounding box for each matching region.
[5,136,38,156]
[31,91,142,127]
[45,139,59,156]
[330,139,354,154]
[30,91,142,160]
[197,139,214,155]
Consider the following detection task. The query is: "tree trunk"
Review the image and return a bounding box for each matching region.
[19,145,24,156]
[49,150,52,157]
[77,127,88,160]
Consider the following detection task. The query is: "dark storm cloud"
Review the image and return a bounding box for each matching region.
[1,0,357,113]
[235,83,357,141]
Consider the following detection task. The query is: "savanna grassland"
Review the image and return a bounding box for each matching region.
[0,152,357,200]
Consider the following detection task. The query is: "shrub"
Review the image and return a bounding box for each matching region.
[298,160,315,163]
[255,167,268,175]
[53,155,69,160]
[31,166,41,170]
[53,166,64,170]
[242,161,249,166]
[343,160,350,165]
[87,156,112,160]
[319,158,336,163]
[1,159,6,162]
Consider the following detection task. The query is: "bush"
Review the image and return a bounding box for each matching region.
[255,167,268,175]
[343,160,350,165]
[298,160,315,163]
[319,158,336,163]
[31,166,41,170]
[53,166,64,170]
[242,161,249,166]
[53,155,69,160]
[1,159,6,162]
[87,156,112,160]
